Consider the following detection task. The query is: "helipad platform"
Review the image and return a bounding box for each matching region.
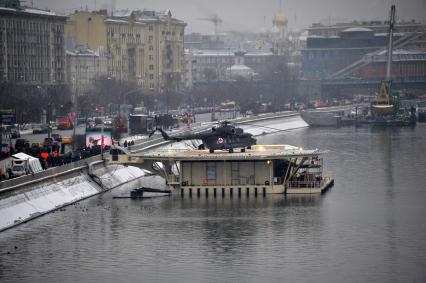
[130,145,328,161]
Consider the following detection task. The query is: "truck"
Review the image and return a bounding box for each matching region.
[10,152,43,178]
[57,116,73,130]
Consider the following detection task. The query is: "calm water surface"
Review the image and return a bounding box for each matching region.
[1,124,426,283]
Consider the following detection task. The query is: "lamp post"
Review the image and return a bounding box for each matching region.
[191,59,197,122]
[37,85,51,138]
[72,77,78,151]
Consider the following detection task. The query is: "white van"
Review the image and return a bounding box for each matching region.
[10,153,43,177]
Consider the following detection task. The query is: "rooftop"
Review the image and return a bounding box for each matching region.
[109,9,186,26]
[0,5,64,18]
[342,27,373,32]
[132,144,327,161]
[186,49,273,57]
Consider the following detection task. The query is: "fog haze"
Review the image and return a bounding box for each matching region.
[31,0,426,33]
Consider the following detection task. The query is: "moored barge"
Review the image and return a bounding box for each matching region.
[109,144,334,196]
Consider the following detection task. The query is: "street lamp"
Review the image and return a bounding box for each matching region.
[72,77,78,151]
[191,59,197,122]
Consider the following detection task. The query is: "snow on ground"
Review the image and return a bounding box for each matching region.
[0,165,146,231]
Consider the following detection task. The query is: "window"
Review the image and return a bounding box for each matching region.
[149,25,153,31]
[149,55,153,60]
[149,74,154,79]
[149,45,153,51]
[149,64,154,70]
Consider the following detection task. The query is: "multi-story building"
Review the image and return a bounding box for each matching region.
[105,12,145,84]
[137,10,186,92]
[185,49,288,85]
[359,49,426,80]
[301,28,403,79]
[66,46,108,100]
[65,9,186,93]
[0,0,67,84]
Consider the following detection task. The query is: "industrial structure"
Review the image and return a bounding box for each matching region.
[300,14,426,98]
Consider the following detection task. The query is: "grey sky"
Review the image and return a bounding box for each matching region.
[33,0,426,33]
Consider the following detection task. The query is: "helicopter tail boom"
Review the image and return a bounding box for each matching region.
[149,127,182,141]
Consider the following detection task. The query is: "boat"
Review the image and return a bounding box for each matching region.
[130,187,171,199]
[300,110,343,127]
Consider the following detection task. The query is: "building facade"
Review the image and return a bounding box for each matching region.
[359,49,426,80]
[65,9,186,93]
[0,0,67,84]
[185,49,288,85]
[301,28,409,79]
[307,20,426,37]
[66,47,108,100]
[138,10,186,92]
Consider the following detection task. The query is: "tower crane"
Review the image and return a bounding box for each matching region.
[197,15,223,35]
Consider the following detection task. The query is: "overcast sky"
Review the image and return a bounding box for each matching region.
[33,0,426,33]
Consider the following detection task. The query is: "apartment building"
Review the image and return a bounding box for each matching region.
[66,46,108,100]
[0,0,67,84]
[65,9,186,93]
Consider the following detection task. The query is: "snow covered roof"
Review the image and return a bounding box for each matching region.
[227,64,253,71]
[105,18,129,24]
[187,49,273,57]
[112,9,132,17]
[342,27,373,32]
[0,6,64,18]
[22,8,57,16]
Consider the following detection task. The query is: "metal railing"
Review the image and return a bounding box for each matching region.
[287,180,322,189]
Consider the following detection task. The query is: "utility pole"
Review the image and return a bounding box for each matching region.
[100,108,105,160]
[191,59,197,123]
[72,77,78,152]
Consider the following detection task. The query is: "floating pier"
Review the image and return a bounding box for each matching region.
[109,145,333,196]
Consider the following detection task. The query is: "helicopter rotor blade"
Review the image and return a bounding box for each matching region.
[239,123,295,133]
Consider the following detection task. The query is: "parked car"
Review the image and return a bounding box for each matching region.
[104,118,113,126]
[33,127,49,134]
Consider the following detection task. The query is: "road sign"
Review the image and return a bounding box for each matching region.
[0,109,16,125]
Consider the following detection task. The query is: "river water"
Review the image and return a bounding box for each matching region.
[1,124,426,282]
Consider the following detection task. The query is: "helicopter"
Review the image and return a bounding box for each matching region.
[149,121,256,153]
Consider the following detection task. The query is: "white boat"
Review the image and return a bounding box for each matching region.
[300,110,343,126]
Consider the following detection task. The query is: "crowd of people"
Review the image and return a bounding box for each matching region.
[1,137,112,170]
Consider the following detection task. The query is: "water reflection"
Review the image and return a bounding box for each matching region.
[1,126,426,282]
